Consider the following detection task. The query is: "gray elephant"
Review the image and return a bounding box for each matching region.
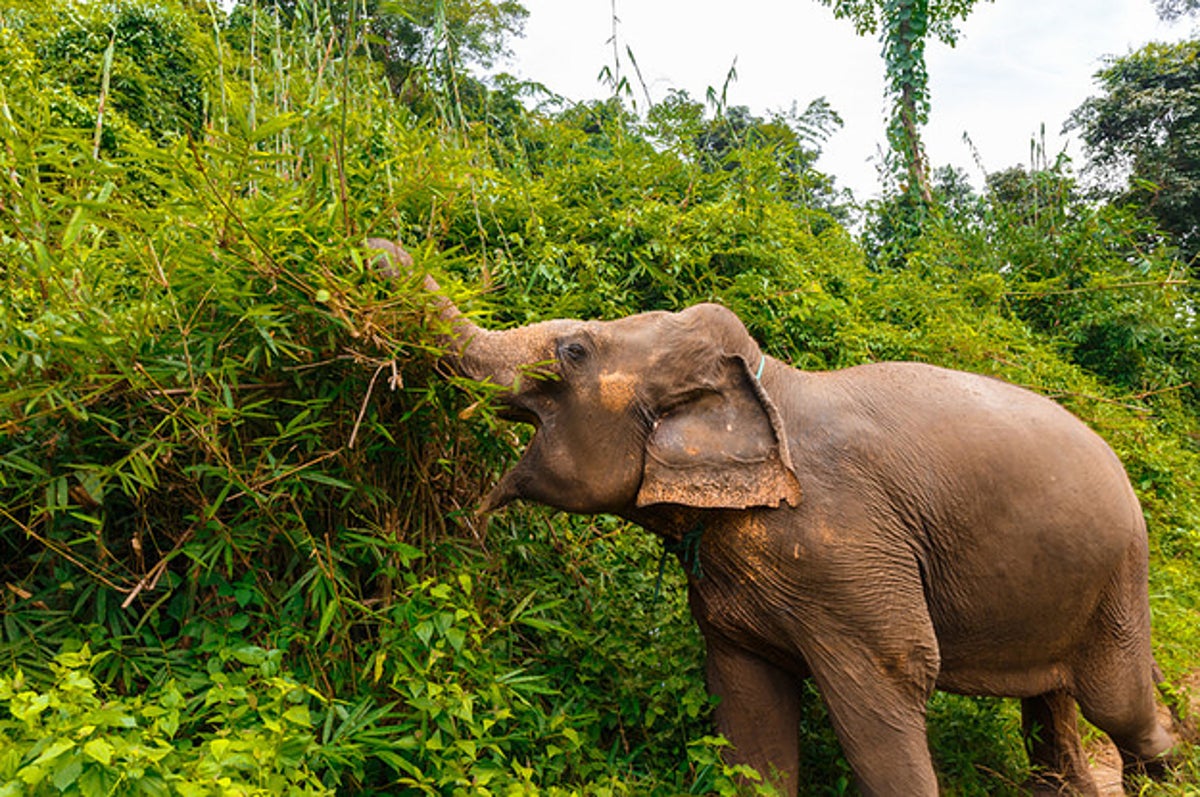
[369,240,1176,795]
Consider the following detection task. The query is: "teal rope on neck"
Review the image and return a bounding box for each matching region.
[755,354,766,380]
[653,523,706,603]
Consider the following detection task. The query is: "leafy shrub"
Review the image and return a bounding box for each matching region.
[36,0,213,140]
[0,644,331,795]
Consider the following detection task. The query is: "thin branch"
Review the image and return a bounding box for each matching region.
[0,505,130,593]
[1124,382,1194,401]
[142,381,289,397]
[348,360,391,449]
[121,527,193,609]
[1006,279,1188,298]
[226,449,342,503]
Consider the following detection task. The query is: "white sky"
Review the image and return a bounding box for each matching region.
[500,0,1194,200]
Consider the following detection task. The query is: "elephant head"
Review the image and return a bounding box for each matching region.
[369,239,802,521]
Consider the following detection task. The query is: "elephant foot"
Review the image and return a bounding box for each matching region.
[1022,691,1100,796]
[1024,772,1098,796]
[1119,744,1179,789]
[1114,697,1180,787]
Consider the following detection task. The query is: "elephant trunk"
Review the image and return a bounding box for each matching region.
[367,238,534,389]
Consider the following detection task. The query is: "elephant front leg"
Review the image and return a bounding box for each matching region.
[806,632,942,796]
[705,633,803,797]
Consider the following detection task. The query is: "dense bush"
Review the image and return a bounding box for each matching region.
[0,645,333,795]
[0,0,1197,794]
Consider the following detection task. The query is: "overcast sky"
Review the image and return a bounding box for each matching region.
[500,1,1193,200]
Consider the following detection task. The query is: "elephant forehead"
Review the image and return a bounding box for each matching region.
[596,312,673,348]
[598,369,638,411]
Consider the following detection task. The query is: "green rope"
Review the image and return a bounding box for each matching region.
[653,523,705,603]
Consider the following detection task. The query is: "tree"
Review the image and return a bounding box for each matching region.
[1151,0,1200,20]
[815,0,990,207]
[1068,39,1200,268]
[36,0,213,141]
[232,0,527,98]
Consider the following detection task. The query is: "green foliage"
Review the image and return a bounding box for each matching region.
[1070,38,1200,268]
[228,0,528,117]
[814,0,989,43]
[35,0,213,140]
[815,0,993,208]
[944,158,1197,405]
[0,644,332,795]
[0,0,1197,793]
[0,0,826,790]
[927,695,1025,795]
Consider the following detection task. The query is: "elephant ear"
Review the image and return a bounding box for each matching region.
[637,354,802,510]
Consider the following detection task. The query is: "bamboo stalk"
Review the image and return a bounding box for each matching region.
[202,0,228,132]
[92,30,115,160]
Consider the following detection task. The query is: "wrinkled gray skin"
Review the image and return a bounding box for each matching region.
[370,240,1176,796]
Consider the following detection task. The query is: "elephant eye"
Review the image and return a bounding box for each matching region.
[558,341,588,364]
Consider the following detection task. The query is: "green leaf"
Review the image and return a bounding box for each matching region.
[17,763,46,786]
[444,627,466,652]
[298,471,355,490]
[248,112,301,143]
[414,620,434,647]
[52,752,83,791]
[393,542,425,567]
[316,599,340,643]
[282,704,311,726]
[209,738,230,760]
[32,738,75,767]
[83,737,115,766]
[231,646,267,666]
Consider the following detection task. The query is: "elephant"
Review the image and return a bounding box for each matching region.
[368,239,1177,795]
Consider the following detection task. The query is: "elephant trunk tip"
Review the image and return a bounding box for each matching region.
[368,238,445,295]
[366,238,412,278]
[365,238,484,356]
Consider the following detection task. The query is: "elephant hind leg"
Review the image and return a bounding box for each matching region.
[1022,690,1099,796]
[1075,671,1175,780]
[1071,569,1176,775]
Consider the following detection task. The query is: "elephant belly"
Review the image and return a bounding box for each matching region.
[904,399,1146,696]
[935,661,1071,698]
[924,514,1139,697]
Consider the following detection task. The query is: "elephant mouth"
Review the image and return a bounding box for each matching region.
[494,390,547,428]
[496,403,539,426]
[478,424,544,514]
[479,393,562,513]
